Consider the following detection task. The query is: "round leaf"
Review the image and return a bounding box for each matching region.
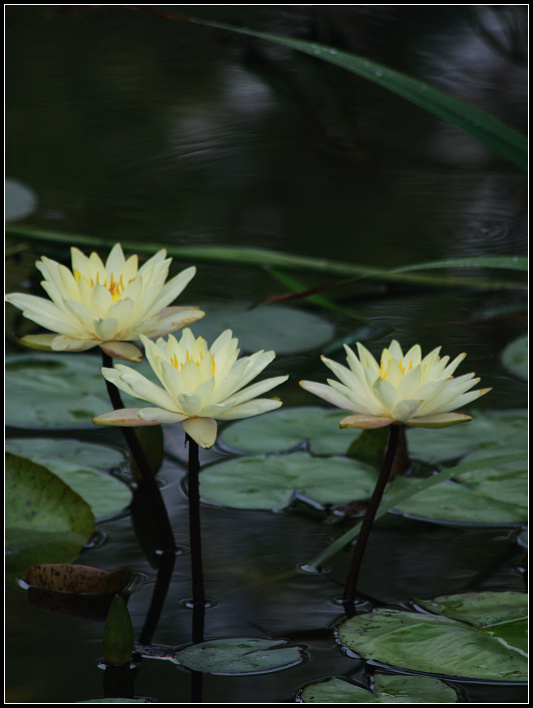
[5,438,131,519]
[199,451,378,511]
[337,592,527,682]
[299,674,459,703]
[220,406,359,455]
[501,335,528,380]
[192,302,335,354]
[176,637,306,675]
[389,475,526,525]
[24,564,133,595]
[5,353,154,429]
[406,410,527,463]
[5,453,96,574]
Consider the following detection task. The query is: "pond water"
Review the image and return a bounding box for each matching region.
[5,5,527,704]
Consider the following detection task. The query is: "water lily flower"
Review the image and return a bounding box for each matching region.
[5,243,204,362]
[300,340,491,429]
[93,328,289,448]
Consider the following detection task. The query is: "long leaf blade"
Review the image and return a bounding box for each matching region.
[179,16,527,170]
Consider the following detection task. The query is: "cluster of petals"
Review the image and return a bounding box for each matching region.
[93,329,288,448]
[300,339,491,429]
[6,243,204,362]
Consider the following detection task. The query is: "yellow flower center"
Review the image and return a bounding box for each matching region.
[75,270,130,302]
[170,349,216,376]
[379,356,413,379]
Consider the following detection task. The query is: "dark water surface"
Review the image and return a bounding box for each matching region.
[5,5,527,704]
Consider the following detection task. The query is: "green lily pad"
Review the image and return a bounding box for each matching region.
[5,453,96,575]
[501,335,528,380]
[192,301,335,354]
[389,450,527,525]
[220,406,359,455]
[337,591,527,682]
[176,637,306,675]
[5,353,114,428]
[5,353,154,429]
[199,451,378,511]
[5,438,131,519]
[406,409,528,463]
[299,674,459,703]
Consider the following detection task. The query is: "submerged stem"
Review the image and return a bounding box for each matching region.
[343,424,400,616]
[186,434,206,644]
[101,352,176,555]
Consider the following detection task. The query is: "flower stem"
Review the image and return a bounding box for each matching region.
[186,434,206,644]
[102,352,176,555]
[342,424,400,616]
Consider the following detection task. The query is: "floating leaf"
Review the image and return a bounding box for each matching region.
[388,475,526,526]
[5,438,131,519]
[5,453,96,575]
[501,336,528,380]
[176,637,306,675]
[24,564,133,595]
[199,452,378,511]
[5,178,38,222]
[406,409,528,463]
[220,406,357,455]
[5,353,153,429]
[192,301,335,354]
[5,354,113,428]
[299,674,459,703]
[388,450,527,525]
[337,591,527,681]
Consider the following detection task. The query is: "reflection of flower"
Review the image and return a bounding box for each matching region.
[6,244,204,362]
[93,329,288,448]
[300,340,491,429]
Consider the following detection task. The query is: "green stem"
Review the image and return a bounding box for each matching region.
[343,424,400,616]
[186,434,206,644]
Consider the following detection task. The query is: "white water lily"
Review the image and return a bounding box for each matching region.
[93,329,288,448]
[6,243,204,361]
[300,340,491,429]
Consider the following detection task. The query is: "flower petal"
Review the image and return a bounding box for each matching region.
[182,417,218,449]
[406,413,473,428]
[93,408,160,426]
[340,414,394,429]
[299,380,359,412]
[100,341,143,362]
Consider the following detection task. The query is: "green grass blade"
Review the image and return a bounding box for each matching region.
[6,225,526,291]
[182,16,527,171]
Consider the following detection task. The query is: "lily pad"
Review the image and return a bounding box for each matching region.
[389,450,527,525]
[192,301,335,354]
[406,409,527,463]
[5,438,131,519]
[220,406,359,455]
[337,591,527,682]
[5,353,153,429]
[299,674,459,703]
[5,453,96,575]
[501,335,528,380]
[199,451,378,511]
[5,353,114,428]
[176,637,306,675]
[24,564,133,595]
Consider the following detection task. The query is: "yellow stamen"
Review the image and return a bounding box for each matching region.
[74,269,129,302]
